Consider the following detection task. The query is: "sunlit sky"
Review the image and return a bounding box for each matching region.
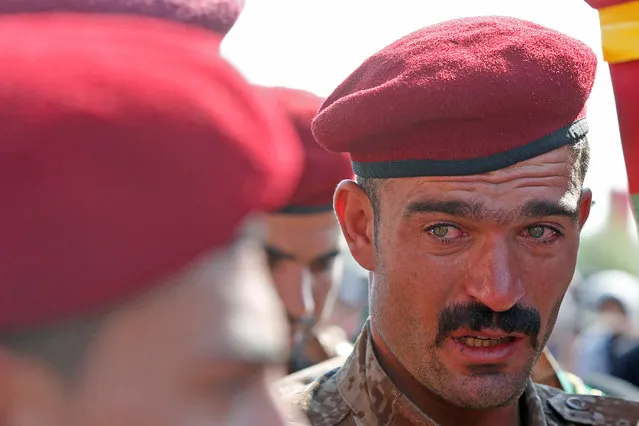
[221,0,633,237]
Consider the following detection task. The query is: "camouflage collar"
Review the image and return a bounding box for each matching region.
[334,323,548,426]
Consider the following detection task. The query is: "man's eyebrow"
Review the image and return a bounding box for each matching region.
[403,200,481,219]
[311,249,341,264]
[520,200,579,221]
[402,198,579,223]
[263,245,295,261]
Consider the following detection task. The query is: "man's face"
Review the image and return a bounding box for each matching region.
[264,212,343,325]
[336,147,591,409]
[73,238,291,426]
[5,230,299,426]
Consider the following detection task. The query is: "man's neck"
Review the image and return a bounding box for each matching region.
[370,326,522,426]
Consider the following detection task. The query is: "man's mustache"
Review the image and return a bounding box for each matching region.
[436,302,541,348]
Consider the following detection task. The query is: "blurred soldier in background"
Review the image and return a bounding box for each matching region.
[0,12,307,426]
[260,87,355,373]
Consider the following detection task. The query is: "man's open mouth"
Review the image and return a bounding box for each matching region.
[455,336,517,348]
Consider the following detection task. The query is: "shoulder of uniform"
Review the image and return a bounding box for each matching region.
[535,383,639,424]
[285,366,352,426]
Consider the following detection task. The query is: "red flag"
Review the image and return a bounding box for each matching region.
[585,0,639,226]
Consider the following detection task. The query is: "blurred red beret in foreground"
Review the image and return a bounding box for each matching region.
[0,0,244,36]
[0,13,301,331]
[261,87,353,214]
[312,16,597,178]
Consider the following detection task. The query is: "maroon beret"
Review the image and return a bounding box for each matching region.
[0,0,244,36]
[0,14,301,331]
[261,87,353,214]
[312,16,597,178]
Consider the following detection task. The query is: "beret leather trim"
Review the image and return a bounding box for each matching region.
[352,119,588,178]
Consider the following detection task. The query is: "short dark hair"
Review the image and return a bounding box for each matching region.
[357,138,591,217]
[569,136,590,190]
[357,176,384,213]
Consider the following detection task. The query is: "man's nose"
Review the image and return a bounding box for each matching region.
[299,269,315,317]
[271,265,315,320]
[464,235,524,312]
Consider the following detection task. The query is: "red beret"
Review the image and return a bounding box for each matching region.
[262,87,353,214]
[0,14,301,331]
[0,0,244,36]
[312,16,597,178]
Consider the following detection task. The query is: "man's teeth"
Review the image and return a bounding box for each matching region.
[460,336,513,347]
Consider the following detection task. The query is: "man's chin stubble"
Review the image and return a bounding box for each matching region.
[414,362,532,410]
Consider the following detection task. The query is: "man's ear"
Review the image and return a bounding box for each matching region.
[578,187,592,229]
[333,180,376,271]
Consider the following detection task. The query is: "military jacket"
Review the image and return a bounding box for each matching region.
[285,326,639,426]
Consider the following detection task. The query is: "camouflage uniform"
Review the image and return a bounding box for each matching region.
[285,326,639,426]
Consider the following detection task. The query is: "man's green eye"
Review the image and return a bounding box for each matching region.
[431,226,450,238]
[527,226,545,238]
